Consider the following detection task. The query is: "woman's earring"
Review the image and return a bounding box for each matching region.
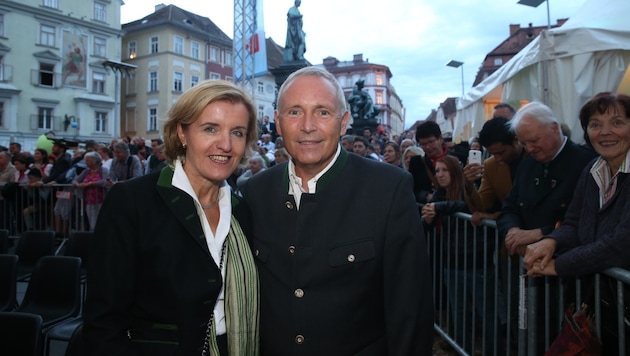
[182,142,186,149]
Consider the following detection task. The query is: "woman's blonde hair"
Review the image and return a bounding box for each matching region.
[163,80,258,165]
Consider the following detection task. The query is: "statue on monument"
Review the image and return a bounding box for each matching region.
[283,0,306,62]
[348,79,380,122]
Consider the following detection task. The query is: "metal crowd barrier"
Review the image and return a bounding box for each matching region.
[0,183,106,236]
[427,211,630,356]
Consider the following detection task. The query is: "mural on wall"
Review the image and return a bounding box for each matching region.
[61,30,87,87]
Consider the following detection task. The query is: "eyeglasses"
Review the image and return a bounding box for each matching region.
[418,138,438,147]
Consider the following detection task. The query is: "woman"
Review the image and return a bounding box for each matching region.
[72,151,108,231]
[525,92,630,276]
[422,155,503,353]
[382,141,402,167]
[402,146,424,170]
[273,147,290,164]
[83,80,260,355]
[31,148,51,179]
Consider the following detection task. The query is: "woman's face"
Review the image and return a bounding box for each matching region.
[470,141,481,151]
[178,100,249,187]
[14,160,26,172]
[34,150,43,162]
[435,161,452,188]
[274,152,288,164]
[383,145,397,164]
[85,156,98,169]
[587,106,630,170]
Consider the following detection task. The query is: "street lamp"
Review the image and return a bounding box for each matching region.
[517,0,551,29]
[446,60,464,97]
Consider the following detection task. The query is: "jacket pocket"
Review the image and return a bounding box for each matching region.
[329,240,375,267]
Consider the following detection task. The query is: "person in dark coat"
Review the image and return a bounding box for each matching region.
[83,80,260,355]
[241,66,433,355]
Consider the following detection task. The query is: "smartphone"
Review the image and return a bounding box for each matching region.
[468,149,482,165]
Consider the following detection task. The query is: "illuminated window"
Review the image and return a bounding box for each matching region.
[375,72,383,86]
[128,41,137,59]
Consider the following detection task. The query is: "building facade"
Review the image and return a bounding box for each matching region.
[320,54,405,136]
[0,0,124,151]
[120,4,233,140]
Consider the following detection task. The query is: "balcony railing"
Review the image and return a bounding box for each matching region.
[29,114,63,131]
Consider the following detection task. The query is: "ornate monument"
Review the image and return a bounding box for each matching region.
[348,79,380,134]
[272,0,310,109]
[283,0,306,62]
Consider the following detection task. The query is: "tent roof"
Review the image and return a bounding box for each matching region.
[459,0,630,110]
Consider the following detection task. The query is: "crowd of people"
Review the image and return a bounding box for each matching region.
[2,70,630,354]
[0,136,167,237]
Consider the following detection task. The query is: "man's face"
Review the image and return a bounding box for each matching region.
[485,141,519,164]
[515,115,562,163]
[418,135,444,158]
[353,141,367,156]
[114,148,128,162]
[9,144,19,155]
[264,116,270,124]
[341,138,353,152]
[248,158,263,174]
[276,75,348,178]
[493,107,514,120]
[363,129,371,138]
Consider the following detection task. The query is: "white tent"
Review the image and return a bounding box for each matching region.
[454,0,630,143]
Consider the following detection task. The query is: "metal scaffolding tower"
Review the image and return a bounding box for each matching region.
[234,0,256,96]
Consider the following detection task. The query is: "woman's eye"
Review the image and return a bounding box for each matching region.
[232,130,244,137]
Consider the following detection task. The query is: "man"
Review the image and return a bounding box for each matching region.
[408,121,465,203]
[340,134,354,152]
[236,155,266,192]
[144,138,164,174]
[9,142,34,166]
[463,117,525,225]
[498,102,596,255]
[242,66,433,355]
[497,102,596,353]
[260,133,276,152]
[352,136,370,158]
[261,115,278,141]
[493,102,516,120]
[106,141,143,185]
